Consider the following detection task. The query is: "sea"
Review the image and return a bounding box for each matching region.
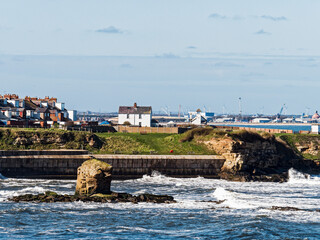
[212,124,312,133]
[0,170,320,240]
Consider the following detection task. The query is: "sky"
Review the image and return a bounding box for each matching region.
[0,0,320,115]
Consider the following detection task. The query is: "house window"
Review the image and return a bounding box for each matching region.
[127,114,129,118]
[139,114,142,119]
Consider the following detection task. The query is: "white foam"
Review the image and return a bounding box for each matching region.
[212,187,256,209]
[18,186,46,194]
[288,168,320,185]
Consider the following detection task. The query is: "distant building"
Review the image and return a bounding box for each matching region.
[282,117,295,123]
[311,124,320,134]
[251,118,271,123]
[312,111,320,120]
[187,109,214,125]
[214,117,234,123]
[0,94,77,127]
[118,103,152,127]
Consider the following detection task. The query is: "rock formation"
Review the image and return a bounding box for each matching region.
[9,191,175,203]
[200,131,319,182]
[9,159,175,203]
[75,159,112,196]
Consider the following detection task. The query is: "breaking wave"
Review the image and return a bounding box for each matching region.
[212,187,255,209]
[288,168,320,184]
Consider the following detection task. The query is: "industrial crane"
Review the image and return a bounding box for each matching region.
[276,104,286,120]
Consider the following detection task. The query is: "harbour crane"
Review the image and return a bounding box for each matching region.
[238,97,242,120]
[276,104,286,119]
[161,106,170,116]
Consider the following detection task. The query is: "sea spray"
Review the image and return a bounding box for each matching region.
[287,168,320,184]
[212,187,255,209]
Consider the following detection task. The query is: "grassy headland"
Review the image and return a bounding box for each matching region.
[0,128,215,155]
[1,127,320,159]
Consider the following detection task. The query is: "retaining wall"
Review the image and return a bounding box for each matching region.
[0,151,225,179]
[117,126,188,134]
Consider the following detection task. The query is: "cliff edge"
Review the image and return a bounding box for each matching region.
[198,130,319,181]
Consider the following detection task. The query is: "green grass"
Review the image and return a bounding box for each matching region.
[95,132,216,155]
[0,128,216,155]
[0,128,92,151]
[276,133,320,160]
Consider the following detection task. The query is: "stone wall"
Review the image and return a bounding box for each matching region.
[117,126,188,134]
[0,151,225,179]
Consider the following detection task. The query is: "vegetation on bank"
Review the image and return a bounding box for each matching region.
[1,127,320,159]
[0,128,215,155]
[276,133,320,160]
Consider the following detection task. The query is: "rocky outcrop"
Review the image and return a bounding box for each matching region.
[294,138,320,157]
[75,159,112,196]
[200,131,319,182]
[9,191,175,204]
[9,159,176,203]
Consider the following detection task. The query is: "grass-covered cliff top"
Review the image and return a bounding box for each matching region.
[1,127,320,159]
[0,128,215,155]
[276,133,320,160]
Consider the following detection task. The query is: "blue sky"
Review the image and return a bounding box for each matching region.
[0,0,320,114]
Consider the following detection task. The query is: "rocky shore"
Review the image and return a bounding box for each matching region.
[197,130,320,182]
[8,159,176,204]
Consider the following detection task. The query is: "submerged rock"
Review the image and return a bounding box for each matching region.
[75,159,112,196]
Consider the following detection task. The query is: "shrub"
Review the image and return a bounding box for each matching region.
[123,121,131,126]
[230,130,264,142]
[180,127,214,142]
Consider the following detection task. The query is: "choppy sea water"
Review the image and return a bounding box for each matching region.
[0,170,320,240]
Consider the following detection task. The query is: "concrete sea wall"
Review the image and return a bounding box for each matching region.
[0,150,225,179]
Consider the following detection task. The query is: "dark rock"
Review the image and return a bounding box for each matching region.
[271,206,302,211]
[8,191,176,204]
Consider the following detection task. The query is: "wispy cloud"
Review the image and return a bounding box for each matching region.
[155,53,180,59]
[209,13,287,22]
[213,62,245,68]
[260,15,287,21]
[209,13,245,20]
[95,26,123,34]
[254,29,271,35]
[209,13,227,19]
[187,46,197,49]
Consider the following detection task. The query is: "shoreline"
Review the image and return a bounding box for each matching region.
[211,123,312,126]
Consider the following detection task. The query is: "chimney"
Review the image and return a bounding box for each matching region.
[134,102,137,108]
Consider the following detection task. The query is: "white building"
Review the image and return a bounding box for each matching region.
[252,118,271,123]
[311,124,320,134]
[186,109,214,125]
[118,103,152,127]
[67,110,78,121]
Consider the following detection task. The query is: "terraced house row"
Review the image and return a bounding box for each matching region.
[0,94,77,127]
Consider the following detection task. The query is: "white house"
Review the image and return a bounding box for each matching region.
[118,103,152,127]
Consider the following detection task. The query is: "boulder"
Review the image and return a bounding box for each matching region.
[75,159,112,196]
